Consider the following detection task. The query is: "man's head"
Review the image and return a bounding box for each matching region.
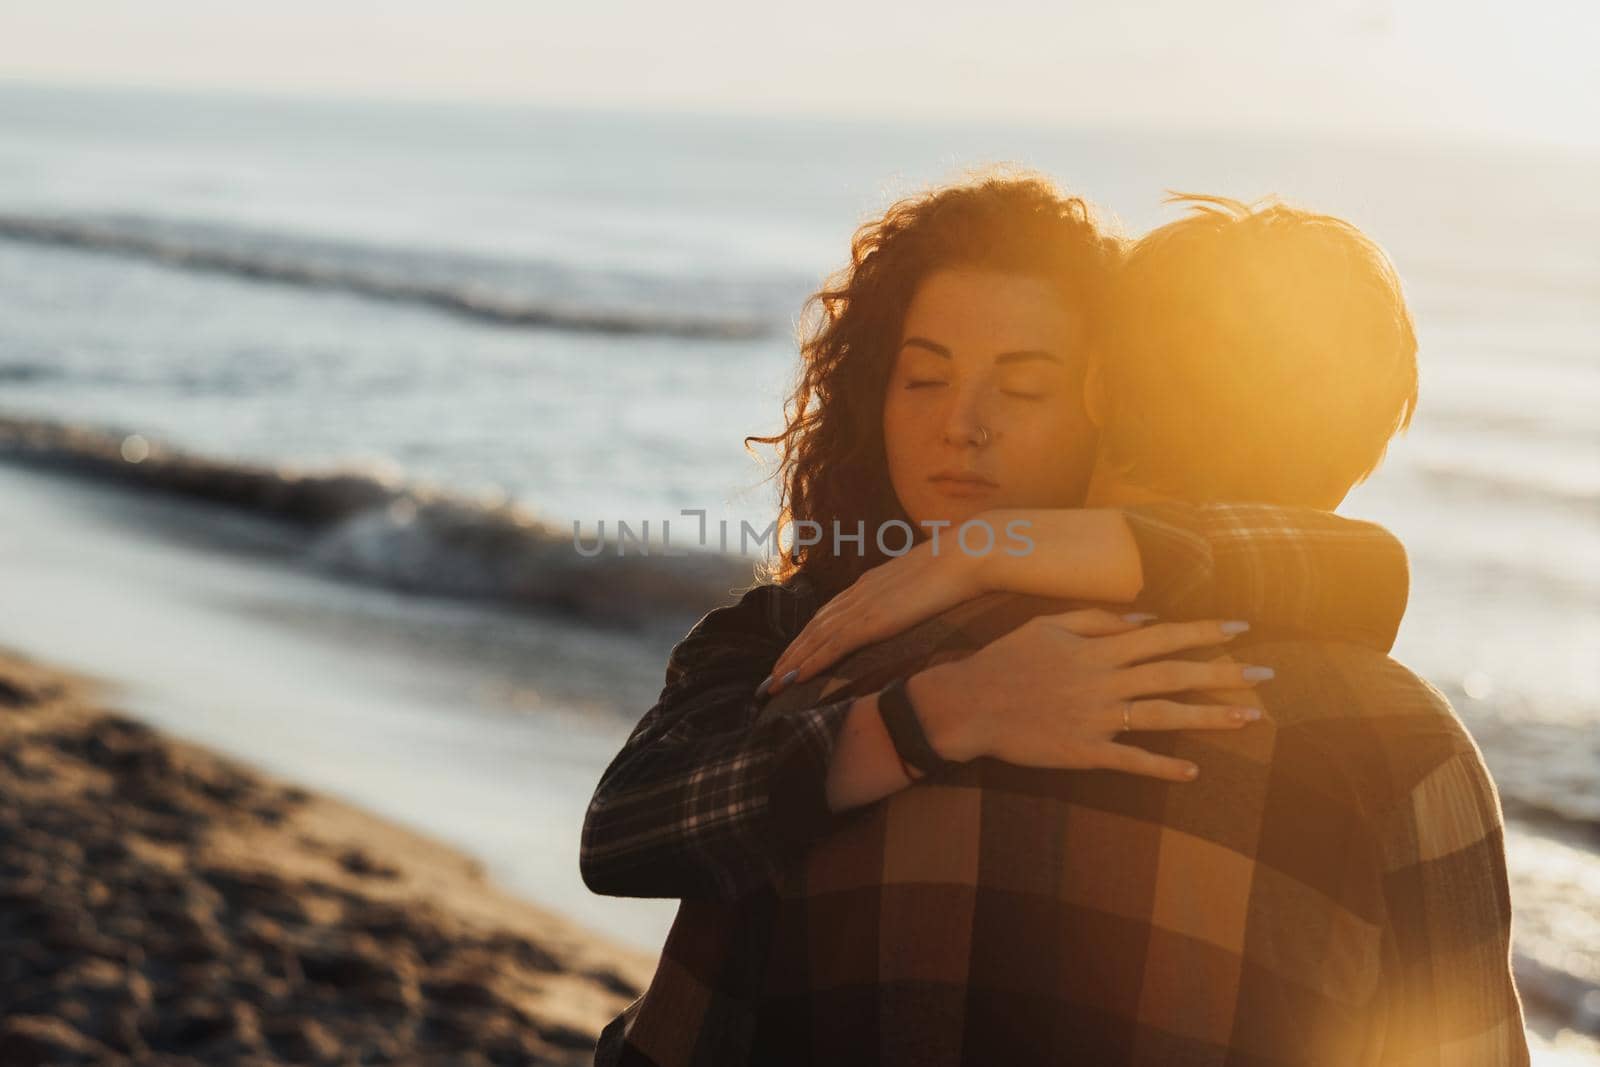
[1084,194,1418,510]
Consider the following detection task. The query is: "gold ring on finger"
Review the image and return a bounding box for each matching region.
[1122,700,1133,733]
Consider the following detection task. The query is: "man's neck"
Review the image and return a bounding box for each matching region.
[1082,465,1174,509]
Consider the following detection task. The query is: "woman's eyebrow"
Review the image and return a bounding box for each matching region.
[898,337,1063,366]
[899,337,951,358]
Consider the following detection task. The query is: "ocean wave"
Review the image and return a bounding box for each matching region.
[1416,460,1599,515]
[0,361,60,383]
[0,413,759,628]
[1423,407,1600,452]
[0,213,773,341]
[1452,700,1600,841]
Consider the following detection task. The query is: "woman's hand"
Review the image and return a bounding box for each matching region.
[762,534,987,697]
[760,506,1150,699]
[909,608,1269,782]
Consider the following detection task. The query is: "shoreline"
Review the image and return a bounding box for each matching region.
[0,457,682,955]
[0,646,653,1064]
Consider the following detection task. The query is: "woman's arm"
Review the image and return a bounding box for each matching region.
[761,511,1133,695]
[977,506,1144,602]
[821,607,1267,810]
[765,501,1409,696]
[978,502,1410,650]
[579,580,865,901]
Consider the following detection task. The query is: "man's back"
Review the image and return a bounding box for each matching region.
[752,594,1528,1065]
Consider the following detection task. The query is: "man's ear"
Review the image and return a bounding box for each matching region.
[1082,356,1110,431]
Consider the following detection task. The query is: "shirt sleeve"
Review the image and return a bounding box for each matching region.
[1119,501,1412,653]
[1370,747,1530,1065]
[579,580,861,901]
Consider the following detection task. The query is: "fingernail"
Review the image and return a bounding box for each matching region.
[754,675,774,698]
[1242,666,1275,682]
[1122,612,1158,624]
[1233,706,1262,722]
[1182,764,1200,779]
[1220,620,1250,635]
[781,669,799,686]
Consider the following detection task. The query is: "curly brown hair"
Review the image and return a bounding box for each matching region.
[743,168,1122,602]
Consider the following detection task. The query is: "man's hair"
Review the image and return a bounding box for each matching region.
[1094,193,1418,507]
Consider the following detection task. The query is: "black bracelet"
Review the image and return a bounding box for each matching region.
[878,675,948,778]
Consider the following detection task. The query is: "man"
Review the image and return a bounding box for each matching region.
[742,196,1528,1063]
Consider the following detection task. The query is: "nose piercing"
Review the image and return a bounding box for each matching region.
[975,425,990,446]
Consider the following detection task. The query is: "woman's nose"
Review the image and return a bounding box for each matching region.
[942,422,985,447]
[940,390,991,447]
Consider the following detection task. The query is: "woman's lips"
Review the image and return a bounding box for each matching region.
[929,476,998,497]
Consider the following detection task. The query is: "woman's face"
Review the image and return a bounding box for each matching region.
[882,267,1098,535]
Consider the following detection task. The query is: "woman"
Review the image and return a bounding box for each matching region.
[582,173,1408,1065]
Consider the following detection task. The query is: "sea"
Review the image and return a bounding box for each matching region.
[0,82,1595,1054]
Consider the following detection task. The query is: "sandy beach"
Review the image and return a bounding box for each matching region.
[0,645,654,1065]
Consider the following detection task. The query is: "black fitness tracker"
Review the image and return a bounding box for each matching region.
[878,675,949,777]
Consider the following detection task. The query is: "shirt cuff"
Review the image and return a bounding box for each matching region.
[1119,502,1218,616]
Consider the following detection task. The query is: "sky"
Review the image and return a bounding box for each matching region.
[1,0,1596,150]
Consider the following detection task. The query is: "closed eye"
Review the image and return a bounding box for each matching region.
[904,379,947,389]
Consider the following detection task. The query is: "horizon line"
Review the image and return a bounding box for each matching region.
[3,74,1595,161]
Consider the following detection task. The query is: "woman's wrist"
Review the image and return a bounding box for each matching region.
[905,662,987,764]
[966,507,1009,594]
[970,505,1052,595]
[928,519,992,600]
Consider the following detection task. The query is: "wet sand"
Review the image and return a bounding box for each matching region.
[0,648,651,1065]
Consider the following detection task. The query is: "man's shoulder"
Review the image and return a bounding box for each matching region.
[1245,636,1491,812]
[1248,637,1456,725]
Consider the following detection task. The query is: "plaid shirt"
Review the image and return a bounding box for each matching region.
[749,598,1528,1065]
[584,503,1422,1066]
